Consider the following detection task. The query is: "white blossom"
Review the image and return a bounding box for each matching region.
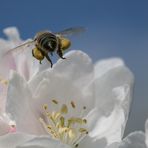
[1,50,134,148]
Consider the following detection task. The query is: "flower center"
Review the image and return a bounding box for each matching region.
[39,99,88,148]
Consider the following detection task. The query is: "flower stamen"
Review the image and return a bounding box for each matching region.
[71,101,76,108]
[40,99,89,147]
[52,99,58,104]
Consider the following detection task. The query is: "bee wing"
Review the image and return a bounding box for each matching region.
[5,40,35,56]
[55,27,86,37]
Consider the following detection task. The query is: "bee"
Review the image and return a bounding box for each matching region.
[6,27,85,67]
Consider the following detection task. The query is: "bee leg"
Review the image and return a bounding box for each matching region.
[57,49,66,59]
[40,61,42,64]
[45,54,53,68]
[32,50,35,57]
[50,52,53,56]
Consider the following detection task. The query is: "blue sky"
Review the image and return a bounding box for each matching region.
[0,0,148,136]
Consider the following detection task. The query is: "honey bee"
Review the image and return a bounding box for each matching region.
[6,27,85,67]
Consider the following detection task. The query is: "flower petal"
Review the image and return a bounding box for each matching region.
[17,136,70,148]
[29,50,94,91]
[118,131,147,148]
[30,73,93,117]
[6,71,45,135]
[145,119,148,147]
[89,106,125,144]
[16,53,39,81]
[28,50,95,115]
[79,136,107,148]
[89,59,134,144]
[94,58,124,79]
[53,50,93,85]
[0,132,35,148]
[3,27,21,42]
[0,118,9,135]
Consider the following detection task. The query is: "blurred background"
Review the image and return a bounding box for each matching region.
[0,0,148,136]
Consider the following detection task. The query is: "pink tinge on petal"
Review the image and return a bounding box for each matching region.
[9,125,16,133]
[17,55,30,80]
[3,53,17,70]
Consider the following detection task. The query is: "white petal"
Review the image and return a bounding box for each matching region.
[94,58,124,79]
[17,136,70,148]
[0,118,9,135]
[16,52,39,81]
[3,27,21,42]
[0,132,35,148]
[145,119,148,147]
[119,131,147,148]
[0,45,16,79]
[53,50,93,86]
[106,142,120,148]
[0,85,7,113]
[6,71,45,135]
[79,136,107,148]
[89,61,134,144]
[29,50,94,90]
[89,106,125,144]
[28,50,95,114]
[30,73,92,117]
[0,27,22,79]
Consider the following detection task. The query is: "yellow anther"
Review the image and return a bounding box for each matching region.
[52,112,61,120]
[47,125,52,129]
[83,106,86,110]
[59,127,69,135]
[79,128,88,134]
[71,101,76,108]
[40,100,88,147]
[0,77,8,85]
[52,99,58,104]
[68,129,76,139]
[83,119,87,124]
[60,104,68,114]
[60,116,65,127]
[43,104,48,110]
[73,118,84,124]
[1,80,8,85]
[51,112,57,120]
[68,117,84,127]
[0,77,9,85]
